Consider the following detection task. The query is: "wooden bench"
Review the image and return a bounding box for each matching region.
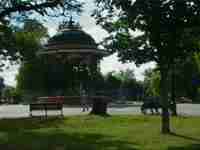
[29,102,63,117]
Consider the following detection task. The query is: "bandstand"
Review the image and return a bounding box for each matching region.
[37,18,111,115]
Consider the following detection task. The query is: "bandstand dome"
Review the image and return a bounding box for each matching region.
[48,29,97,49]
[37,20,109,57]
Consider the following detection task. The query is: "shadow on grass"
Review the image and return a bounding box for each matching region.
[169,132,200,142]
[0,116,66,132]
[0,129,138,150]
[0,115,113,132]
[168,144,200,150]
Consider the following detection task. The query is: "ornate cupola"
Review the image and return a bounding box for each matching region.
[38,17,109,64]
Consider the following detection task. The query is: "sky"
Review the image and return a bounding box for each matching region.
[0,0,155,87]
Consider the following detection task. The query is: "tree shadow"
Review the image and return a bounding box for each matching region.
[168,144,200,150]
[0,129,138,150]
[169,132,200,142]
[89,112,111,117]
[167,132,200,150]
[0,115,113,133]
[0,116,66,132]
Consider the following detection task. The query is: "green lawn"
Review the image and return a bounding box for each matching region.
[0,115,200,150]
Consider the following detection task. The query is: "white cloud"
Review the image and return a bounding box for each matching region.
[0,65,19,86]
[100,53,156,81]
[80,15,109,43]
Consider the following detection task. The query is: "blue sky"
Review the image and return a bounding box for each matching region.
[0,0,155,86]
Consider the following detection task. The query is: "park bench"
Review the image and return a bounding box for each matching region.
[29,97,64,117]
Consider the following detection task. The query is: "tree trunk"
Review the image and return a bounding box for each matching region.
[171,64,177,116]
[160,67,170,134]
[90,97,108,116]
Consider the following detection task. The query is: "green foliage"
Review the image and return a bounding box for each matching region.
[144,69,161,97]
[105,71,122,90]
[15,19,48,96]
[14,19,48,61]
[3,87,13,98]
[114,69,135,82]
[143,53,200,101]
[0,0,82,20]
[172,54,200,100]
[0,0,82,69]
[0,24,18,65]
[0,18,48,67]
[93,0,200,65]
[103,69,142,100]
[16,60,46,91]
[2,86,22,103]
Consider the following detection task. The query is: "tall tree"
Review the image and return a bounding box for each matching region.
[113,69,138,100]
[0,0,82,21]
[0,0,82,68]
[104,71,122,97]
[172,53,200,100]
[143,69,160,97]
[93,0,200,133]
[16,19,48,93]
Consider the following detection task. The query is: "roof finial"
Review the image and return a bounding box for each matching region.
[58,16,81,31]
[68,16,75,27]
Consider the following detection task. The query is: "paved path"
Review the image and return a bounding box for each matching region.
[0,104,199,118]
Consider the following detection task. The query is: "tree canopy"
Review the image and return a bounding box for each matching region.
[0,0,82,68]
[93,0,200,133]
[0,0,82,21]
[93,0,200,65]
[143,68,160,97]
[16,19,49,93]
[15,19,48,61]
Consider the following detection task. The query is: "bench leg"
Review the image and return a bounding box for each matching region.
[61,109,64,117]
[29,111,32,117]
[45,110,47,118]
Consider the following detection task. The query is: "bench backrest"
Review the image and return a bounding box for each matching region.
[37,97,64,104]
[30,102,63,110]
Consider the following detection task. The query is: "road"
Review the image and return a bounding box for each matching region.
[0,104,199,118]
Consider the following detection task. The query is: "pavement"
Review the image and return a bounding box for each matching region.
[0,104,199,119]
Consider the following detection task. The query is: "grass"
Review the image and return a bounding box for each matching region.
[0,115,200,150]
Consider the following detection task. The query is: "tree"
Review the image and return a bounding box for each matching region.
[171,53,200,101]
[143,69,160,97]
[0,0,82,21]
[14,19,48,61]
[103,69,140,101]
[105,72,122,90]
[15,19,48,95]
[114,69,135,81]
[113,69,138,100]
[143,53,200,114]
[0,77,5,101]
[2,86,21,104]
[0,0,82,68]
[103,71,121,98]
[93,0,200,133]
[0,23,18,66]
